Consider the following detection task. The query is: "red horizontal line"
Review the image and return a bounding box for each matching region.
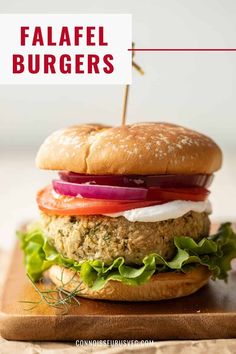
[128,48,236,52]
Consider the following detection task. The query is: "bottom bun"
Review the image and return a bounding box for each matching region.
[48,265,211,301]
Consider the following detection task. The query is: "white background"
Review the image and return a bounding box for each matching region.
[0,0,236,249]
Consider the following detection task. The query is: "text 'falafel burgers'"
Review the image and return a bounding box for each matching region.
[19,122,236,301]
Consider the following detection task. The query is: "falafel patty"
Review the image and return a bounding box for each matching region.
[41,211,210,265]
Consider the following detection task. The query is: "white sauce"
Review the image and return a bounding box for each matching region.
[103,200,212,223]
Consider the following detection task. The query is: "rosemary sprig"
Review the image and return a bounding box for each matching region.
[19,270,84,315]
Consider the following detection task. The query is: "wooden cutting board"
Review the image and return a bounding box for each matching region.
[1,237,236,341]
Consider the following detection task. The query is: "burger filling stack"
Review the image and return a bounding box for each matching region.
[19,123,236,301]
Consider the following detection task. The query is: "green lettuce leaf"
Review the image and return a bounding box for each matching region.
[17,222,236,291]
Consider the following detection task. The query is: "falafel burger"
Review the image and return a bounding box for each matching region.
[19,122,236,301]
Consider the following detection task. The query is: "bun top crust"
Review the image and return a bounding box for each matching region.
[36,122,222,175]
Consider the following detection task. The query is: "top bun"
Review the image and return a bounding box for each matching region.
[36,122,222,175]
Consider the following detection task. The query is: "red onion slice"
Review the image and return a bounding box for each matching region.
[59,171,213,189]
[53,180,148,200]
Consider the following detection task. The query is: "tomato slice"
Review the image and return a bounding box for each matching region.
[37,185,163,216]
[147,187,209,202]
[37,184,209,216]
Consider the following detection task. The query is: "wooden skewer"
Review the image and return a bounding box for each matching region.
[132,61,145,75]
[121,43,144,126]
[121,85,130,126]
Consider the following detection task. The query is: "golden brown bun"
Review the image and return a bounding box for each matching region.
[36,122,222,175]
[48,265,211,301]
